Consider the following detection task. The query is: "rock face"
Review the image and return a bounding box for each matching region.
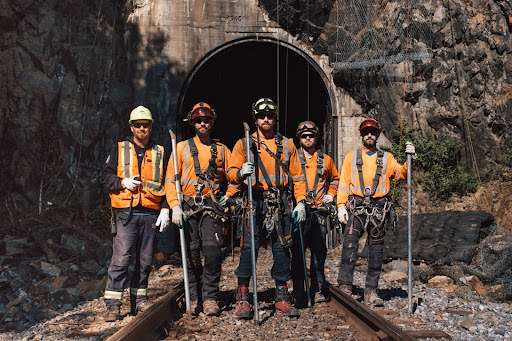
[0,1,510,216]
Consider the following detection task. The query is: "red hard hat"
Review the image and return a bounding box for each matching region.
[187,102,216,122]
[359,118,380,134]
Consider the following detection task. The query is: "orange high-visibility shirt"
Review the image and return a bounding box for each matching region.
[165,136,237,208]
[299,149,339,208]
[227,132,306,202]
[336,148,407,207]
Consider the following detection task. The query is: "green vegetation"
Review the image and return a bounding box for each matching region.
[381,128,478,200]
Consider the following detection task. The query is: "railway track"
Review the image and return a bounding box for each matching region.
[107,281,452,341]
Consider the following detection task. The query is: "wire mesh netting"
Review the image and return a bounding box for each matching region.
[332,0,434,70]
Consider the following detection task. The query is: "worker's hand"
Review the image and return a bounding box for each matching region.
[171,206,186,228]
[155,208,170,232]
[405,141,416,156]
[121,176,141,191]
[239,161,254,179]
[292,202,306,224]
[322,194,334,204]
[337,206,348,224]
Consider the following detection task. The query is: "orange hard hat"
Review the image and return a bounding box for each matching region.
[186,102,216,123]
[359,118,381,135]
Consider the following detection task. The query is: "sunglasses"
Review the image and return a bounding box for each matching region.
[255,112,276,120]
[131,122,151,129]
[192,117,213,124]
[300,134,316,139]
[361,129,379,137]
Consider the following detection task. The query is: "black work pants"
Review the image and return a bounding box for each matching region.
[105,211,157,305]
[291,210,328,305]
[184,202,224,302]
[235,195,292,284]
[337,212,384,289]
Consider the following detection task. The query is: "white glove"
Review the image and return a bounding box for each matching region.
[322,195,334,204]
[338,206,348,224]
[239,161,254,178]
[171,206,186,228]
[155,208,170,232]
[121,176,141,191]
[405,141,416,155]
[292,202,306,223]
[218,195,229,207]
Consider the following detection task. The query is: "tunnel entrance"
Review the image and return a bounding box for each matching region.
[177,37,334,153]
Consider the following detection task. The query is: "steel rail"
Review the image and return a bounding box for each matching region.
[106,283,185,341]
[328,285,414,341]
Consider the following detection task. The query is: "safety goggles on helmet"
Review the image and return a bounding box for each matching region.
[296,120,319,138]
[255,101,277,113]
[253,98,278,116]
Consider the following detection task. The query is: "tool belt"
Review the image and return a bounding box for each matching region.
[347,195,397,243]
[314,203,340,232]
[249,188,293,248]
[183,195,228,223]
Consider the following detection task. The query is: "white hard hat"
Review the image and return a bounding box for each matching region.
[129,106,153,123]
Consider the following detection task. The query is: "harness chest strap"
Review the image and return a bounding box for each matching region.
[356,148,384,199]
[298,148,324,197]
[244,133,285,189]
[187,138,219,194]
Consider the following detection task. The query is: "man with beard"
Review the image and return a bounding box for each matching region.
[103,106,170,321]
[227,98,307,319]
[291,121,339,307]
[336,118,415,305]
[165,102,237,316]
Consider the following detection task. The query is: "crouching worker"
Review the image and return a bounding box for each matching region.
[103,106,170,321]
[336,118,415,306]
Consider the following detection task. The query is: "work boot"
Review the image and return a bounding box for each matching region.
[104,304,121,322]
[275,285,300,318]
[234,284,253,319]
[338,283,353,296]
[188,300,200,315]
[364,288,384,306]
[203,299,220,316]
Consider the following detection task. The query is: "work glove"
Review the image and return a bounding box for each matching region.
[292,202,306,224]
[155,208,170,232]
[322,194,334,204]
[338,206,348,224]
[171,206,186,228]
[121,176,141,191]
[218,195,231,207]
[405,141,416,156]
[239,161,254,179]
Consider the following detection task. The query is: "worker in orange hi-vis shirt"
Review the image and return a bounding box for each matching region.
[227,98,306,319]
[336,117,415,306]
[164,102,238,317]
[291,120,339,308]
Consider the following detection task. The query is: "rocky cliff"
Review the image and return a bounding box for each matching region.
[0,0,510,221]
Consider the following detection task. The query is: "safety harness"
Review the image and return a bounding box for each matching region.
[298,148,324,206]
[347,149,395,243]
[184,138,227,223]
[243,133,292,246]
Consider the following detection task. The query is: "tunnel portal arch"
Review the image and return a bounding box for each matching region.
[176,37,337,156]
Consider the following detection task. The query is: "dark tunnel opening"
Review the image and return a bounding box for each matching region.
[177,38,332,150]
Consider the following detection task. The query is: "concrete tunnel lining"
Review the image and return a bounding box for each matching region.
[175,37,337,156]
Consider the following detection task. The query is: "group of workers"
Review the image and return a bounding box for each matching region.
[102,98,415,322]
